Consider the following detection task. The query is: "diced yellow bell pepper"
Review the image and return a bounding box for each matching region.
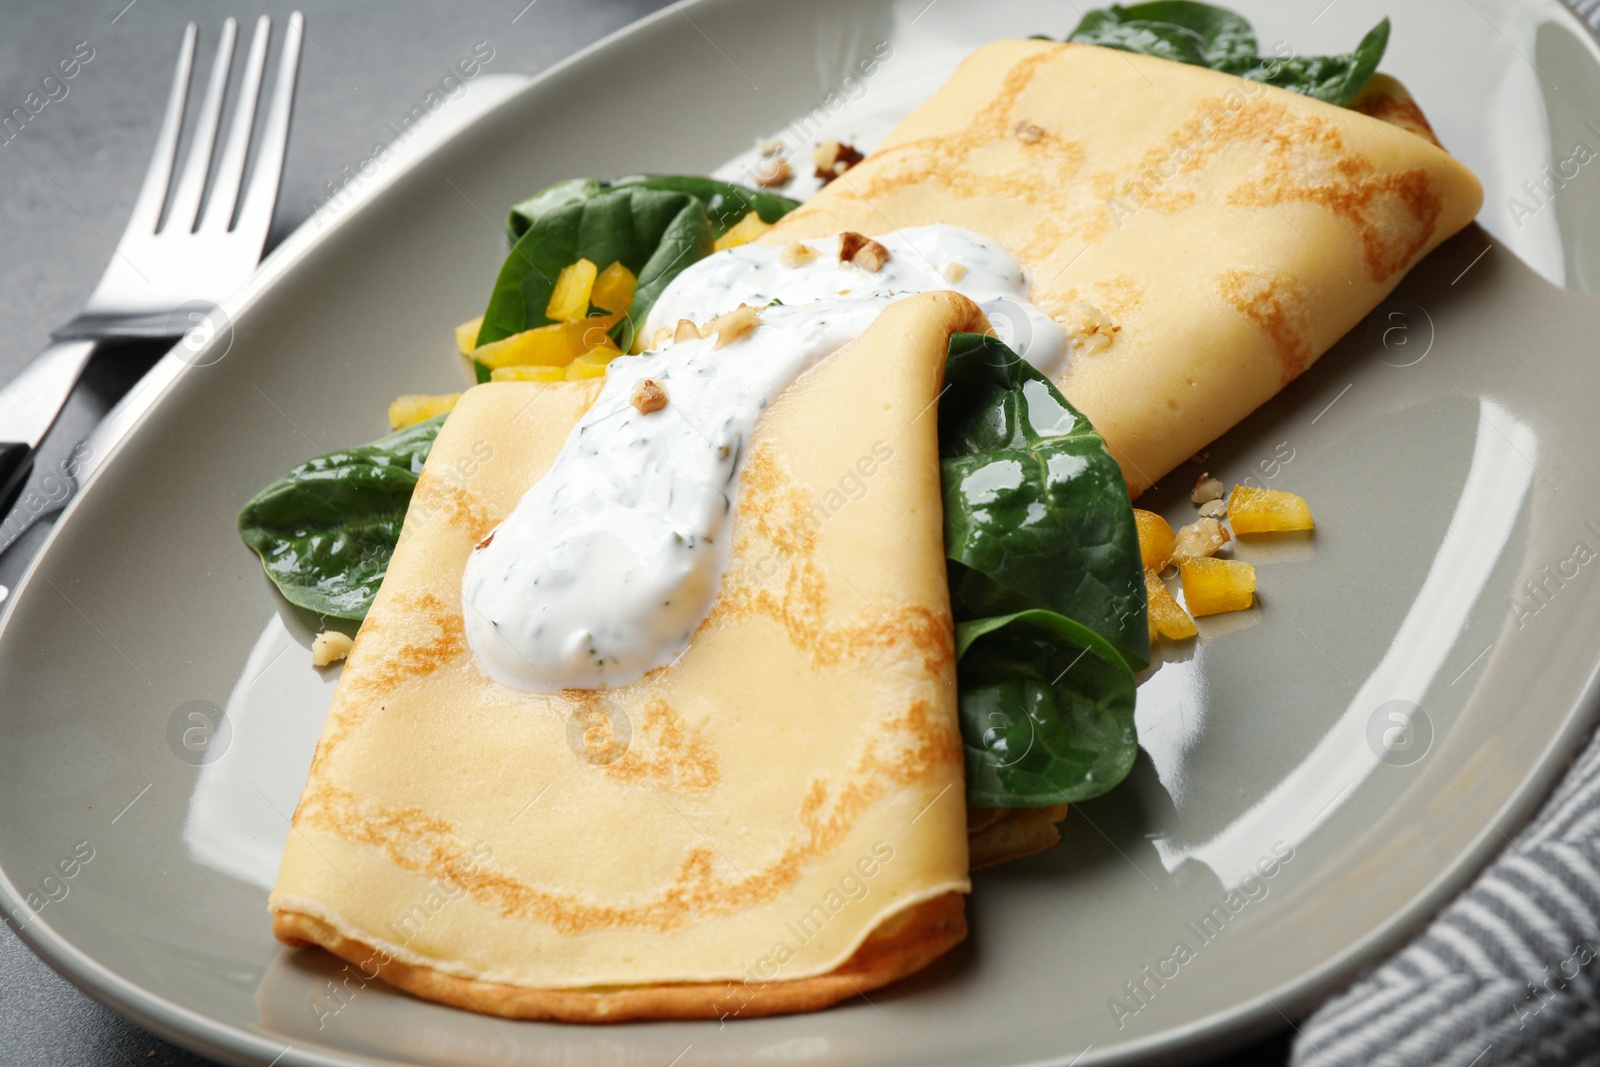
[1133,509,1177,571]
[471,315,619,370]
[590,261,637,315]
[489,365,566,382]
[1179,557,1256,617]
[388,392,460,429]
[1145,568,1198,641]
[713,211,772,252]
[580,330,621,356]
[546,258,599,323]
[454,315,483,356]
[1228,485,1315,534]
[565,348,616,380]
[473,323,578,368]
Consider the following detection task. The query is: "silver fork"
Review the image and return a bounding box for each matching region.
[0,14,303,506]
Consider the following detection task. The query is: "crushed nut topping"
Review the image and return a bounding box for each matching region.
[779,241,819,268]
[1171,518,1231,563]
[1198,498,1228,519]
[631,378,668,414]
[1014,120,1045,143]
[812,139,864,183]
[311,630,354,667]
[1062,301,1119,355]
[674,318,702,344]
[1191,474,1224,504]
[710,304,762,349]
[838,230,891,271]
[754,155,791,188]
[943,261,968,282]
[756,137,785,155]
[851,239,890,271]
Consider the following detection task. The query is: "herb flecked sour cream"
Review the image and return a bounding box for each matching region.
[462,224,1067,692]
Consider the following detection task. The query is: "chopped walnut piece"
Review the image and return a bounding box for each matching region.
[1171,517,1231,563]
[710,304,761,349]
[837,231,890,271]
[943,262,968,282]
[1062,301,1118,355]
[779,241,819,268]
[851,238,890,271]
[754,155,791,188]
[673,319,702,344]
[631,378,668,414]
[1191,473,1224,504]
[311,630,353,667]
[1014,120,1045,143]
[1199,498,1228,519]
[812,139,863,183]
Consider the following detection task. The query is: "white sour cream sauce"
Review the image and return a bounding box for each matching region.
[462,224,1068,692]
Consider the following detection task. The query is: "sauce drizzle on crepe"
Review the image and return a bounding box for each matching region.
[462,224,1063,692]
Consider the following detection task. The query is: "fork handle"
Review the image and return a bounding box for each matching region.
[0,339,98,505]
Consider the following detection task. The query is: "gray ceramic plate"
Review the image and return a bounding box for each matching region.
[4,0,1599,1064]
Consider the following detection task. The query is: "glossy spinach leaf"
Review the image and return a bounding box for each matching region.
[476,187,705,373]
[957,610,1138,807]
[478,176,800,378]
[1229,19,1389,106]
[508,175,798,240]
[939,332,1148,671]
[1067,1,1256,69]
[237,415,445,620]
[1063,2,1389,108]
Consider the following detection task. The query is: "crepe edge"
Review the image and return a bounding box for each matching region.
[967,805,1071,869]
[271,890,965,1022]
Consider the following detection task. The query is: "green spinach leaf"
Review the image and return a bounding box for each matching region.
[237,415,445,620]
[938,332,1146,808]
[1063,2,1389,108]
[939,332,1148,671]
[1230,19,1389,106]
[478,176,799,379]
[1067,1,1256,69]
[957,610,1138,807]
[508,175,798,240]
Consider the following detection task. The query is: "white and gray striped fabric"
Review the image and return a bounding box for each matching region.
[1290,6,1600,1062]
[1292,722,1600,1066]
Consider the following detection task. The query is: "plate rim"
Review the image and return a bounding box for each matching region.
[4,1,1599,1064]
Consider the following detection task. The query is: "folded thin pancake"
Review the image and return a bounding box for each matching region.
[761,40,1484,494]
[270,293,982,1021]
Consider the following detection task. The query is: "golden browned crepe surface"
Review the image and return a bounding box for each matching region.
[763,40,1484,493]
[270,294,985,1020]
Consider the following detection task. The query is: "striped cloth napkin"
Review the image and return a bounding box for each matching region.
[1292,725,1600,1065]
[1291,9,1600,1062]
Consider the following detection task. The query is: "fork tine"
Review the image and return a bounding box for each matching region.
[201,15,270,232]
[120,22,196,238]
[233,11,303,253]
[165,18,237,234]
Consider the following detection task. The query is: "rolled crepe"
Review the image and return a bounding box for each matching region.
[762,40,1484,493]
[270,293,982,1021]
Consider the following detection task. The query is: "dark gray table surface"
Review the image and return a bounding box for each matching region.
[0,1,1294,1063]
